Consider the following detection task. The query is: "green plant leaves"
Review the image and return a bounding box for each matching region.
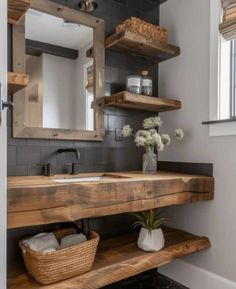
[131,209,166,232]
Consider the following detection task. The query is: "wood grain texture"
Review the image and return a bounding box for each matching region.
[7,227,211,289]
[95,91,181,112]
[8,72,29,94]
[7,171,214,229]
[8,0,31,25]
[105,30,180,62]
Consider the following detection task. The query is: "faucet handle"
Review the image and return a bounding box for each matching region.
[71,162,79,175]
[44,163,54,177]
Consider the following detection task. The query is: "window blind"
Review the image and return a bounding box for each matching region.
[220,0,236,40]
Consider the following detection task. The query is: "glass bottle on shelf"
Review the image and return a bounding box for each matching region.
[141,70,153,96]
[126,74,142,94]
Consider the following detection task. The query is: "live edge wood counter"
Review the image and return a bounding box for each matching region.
[7,171,214,229]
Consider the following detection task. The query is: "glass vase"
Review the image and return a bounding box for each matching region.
[143,148,157,174]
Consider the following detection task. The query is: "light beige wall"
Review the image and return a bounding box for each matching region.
[159,0,236,287]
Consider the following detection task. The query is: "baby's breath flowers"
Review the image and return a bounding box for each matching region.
[175,129,184,140]
[161,134,171,146]
[122,125,133,137]
[143,116,163,129]
[122,116,184,153]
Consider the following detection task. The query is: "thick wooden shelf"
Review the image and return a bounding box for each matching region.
[8,0,31,25]
[8,72,29,94]
[97,91,181,112]
[105,30,180,62]
[7,172,214,229]
[8,227,211,289]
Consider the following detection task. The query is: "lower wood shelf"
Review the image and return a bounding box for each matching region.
[8,227,211,289]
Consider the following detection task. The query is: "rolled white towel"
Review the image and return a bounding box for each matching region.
[59,233,87,249]
[23,232,59,252]
[41,247,57,253]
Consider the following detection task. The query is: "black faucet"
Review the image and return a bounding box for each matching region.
[57,148,80,159]
[57,148,80,175]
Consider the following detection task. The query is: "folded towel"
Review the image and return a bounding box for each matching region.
[59,233,87,249]
[23,232,59,252]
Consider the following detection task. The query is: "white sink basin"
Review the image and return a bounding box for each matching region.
[53,175,118,183]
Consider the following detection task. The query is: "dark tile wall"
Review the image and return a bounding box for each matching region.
[7,0,160,176]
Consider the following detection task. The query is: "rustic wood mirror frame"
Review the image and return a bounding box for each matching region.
[12,0,105,141]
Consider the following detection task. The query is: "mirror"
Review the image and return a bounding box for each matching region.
[25,9,95,131]
[12,0,105,141]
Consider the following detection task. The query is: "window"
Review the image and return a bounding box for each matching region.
[230,40,236,118]
[219,38,231,120]
[207,0,236,136]
[218,38,236,120]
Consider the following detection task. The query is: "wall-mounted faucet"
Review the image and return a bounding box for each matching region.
[57,148,80,159]
[57,148,80,175]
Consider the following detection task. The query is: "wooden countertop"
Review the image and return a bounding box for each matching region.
[8,171,214,229]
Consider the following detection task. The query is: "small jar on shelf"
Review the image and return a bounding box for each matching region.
[126,74,142,94]
[141,70,153,96]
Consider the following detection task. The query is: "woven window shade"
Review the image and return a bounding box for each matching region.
[220,0,236,40]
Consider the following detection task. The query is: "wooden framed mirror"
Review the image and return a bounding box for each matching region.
[12,0,105,141]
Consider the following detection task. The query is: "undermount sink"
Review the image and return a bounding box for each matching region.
[53,175,120,183]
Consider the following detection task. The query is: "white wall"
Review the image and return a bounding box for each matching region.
[41,44,93,130]
[159,0,236,287]
[42,54,76,129]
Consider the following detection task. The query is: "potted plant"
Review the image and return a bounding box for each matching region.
[121,116,184,173]
[132,209,166,252]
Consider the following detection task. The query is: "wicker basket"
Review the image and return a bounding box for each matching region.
[116,17,168,43]
[20,228,100,285]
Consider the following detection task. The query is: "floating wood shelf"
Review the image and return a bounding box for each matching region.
[8,0,31,25]
[7,227,211,289]
[7,172,214,229]
[96,91,181,112]
[105,30,180,62]
[8,72,29,95]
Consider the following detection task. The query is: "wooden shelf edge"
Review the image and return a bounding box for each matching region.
[105,30,180,62]
[8,72,29,94]
[7,172,214,229]
[7,227,211,289]
[95,91,181,112]
[8,0,31,25]
[8,191,213,229]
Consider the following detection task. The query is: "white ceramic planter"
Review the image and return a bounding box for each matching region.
[137,228,165,252]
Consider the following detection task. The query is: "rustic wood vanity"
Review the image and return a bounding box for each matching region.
[7,171,214,289]
[8,171,214,229]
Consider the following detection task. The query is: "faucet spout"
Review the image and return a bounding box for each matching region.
[57,148,80,159]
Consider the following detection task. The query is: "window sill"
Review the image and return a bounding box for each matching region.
[203,118,236,136]
[202,118,236,125]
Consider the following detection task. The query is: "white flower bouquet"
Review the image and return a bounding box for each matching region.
[121,116,184,173]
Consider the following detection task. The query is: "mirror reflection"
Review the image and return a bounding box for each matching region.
[25,9,95,131]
